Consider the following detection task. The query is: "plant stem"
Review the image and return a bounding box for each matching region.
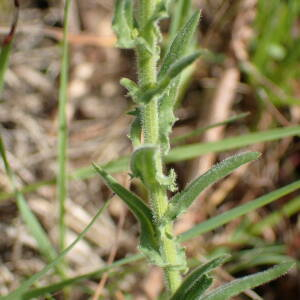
[137,0,182,293]
[58,0,71,252]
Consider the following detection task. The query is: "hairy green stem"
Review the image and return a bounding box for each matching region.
[137,0,182,293]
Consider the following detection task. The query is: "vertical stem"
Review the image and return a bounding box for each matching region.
[58,0,71,252]
[136,0,182,294]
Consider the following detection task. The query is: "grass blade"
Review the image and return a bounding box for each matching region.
[0,199,111,300]
[198,262,294,300]
[0,137,64,277]
[179,179,300,242]
[2,125,300,203]
[0,155,131,202]
[22,254,143,299]
[166,126,300,162]
[172,112,250,144]
[57,0,71,251]
[249,196,300,235]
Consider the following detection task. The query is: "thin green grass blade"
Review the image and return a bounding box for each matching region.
[57,0,71,252]
[166,125,300,163]
[228,246,294,274]
[0,0,19,95]
[166,152,260,220]
[22,253,143,299]
[0,199,111,300]
[172,112,250,144]
[170,255,228,300]
[198,262,294,300]
[229,254,295,274]
[0,155,130,202]
[179,180,300,242]
[249,196,300,235]
[1,125,300,203]
[0,137,64,277]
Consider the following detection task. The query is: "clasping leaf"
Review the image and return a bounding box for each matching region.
[112,0,136,49]
[93,164,162,264]
[131,145,177,191]
[139,51,201,104]
[170,255,229,300]
[130,145,159,188]
[127,108,142,148]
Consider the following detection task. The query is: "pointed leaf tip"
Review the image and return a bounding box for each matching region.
[159,10,201,79]
[167,152,261,220]
[198,262,294,300]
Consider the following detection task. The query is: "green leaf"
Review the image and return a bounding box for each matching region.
[112,0,136,49]
[198,262,294,300]
[93,164,162,264]
[120,77,139,103]
[1,199,111,300]
[149,0,170,24]
[158,83,179,155]
[140,51,201,104]
[156,54,202,156]
[179,179,300,242]
[128,108,142,148]
[131,145,177,191]
[159,10,200,79]
[171,255,229,300]
[166,152,261,220]
[166,51,201,79]
[130,145,159,188]
[183,275,213,300]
